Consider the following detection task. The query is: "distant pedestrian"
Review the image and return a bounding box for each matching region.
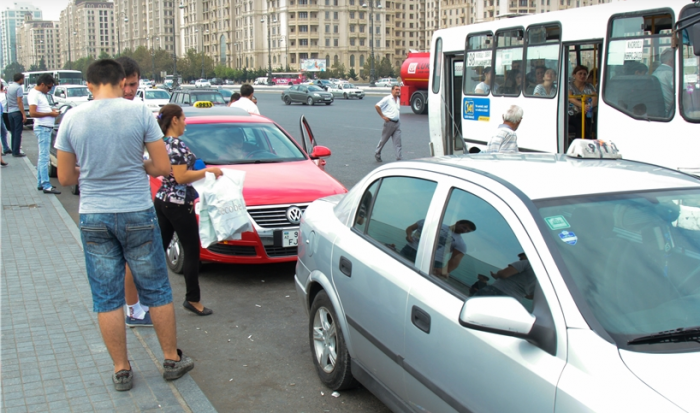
[374,85,402,162]
[1,82,11,155]
[55,59,194,391]
[228,92,241,106]
[230,84,260,114]
[485,105,523,154]
[6,73,26,157]
[28,73,61,194]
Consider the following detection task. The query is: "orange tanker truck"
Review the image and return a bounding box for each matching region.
[399,51,430,114]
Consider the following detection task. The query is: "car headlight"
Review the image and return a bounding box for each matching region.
[313,93,320,97]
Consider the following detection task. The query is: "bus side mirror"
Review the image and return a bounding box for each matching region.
[690,24,700,56]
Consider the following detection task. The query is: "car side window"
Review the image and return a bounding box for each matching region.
[357,177,438,265]
[434,188,536,311]
[183,94,190,104]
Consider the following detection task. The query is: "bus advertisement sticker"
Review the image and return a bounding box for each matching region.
[544,215,570,230]
[463,97,490,122]
[559,230,578,245]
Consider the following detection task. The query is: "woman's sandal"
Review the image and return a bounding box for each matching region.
[183,301,213,316]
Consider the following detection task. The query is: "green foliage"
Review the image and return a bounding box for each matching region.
[98,50,111,60]
[347,68,358,81]
[29,57,47,72]
[3,61,26,79]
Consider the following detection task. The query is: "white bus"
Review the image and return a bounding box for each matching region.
[428,0,700,175]
[22,70,83,90]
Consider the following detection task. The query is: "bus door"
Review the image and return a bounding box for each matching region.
[444,54,464,154]
[563,41,603,148]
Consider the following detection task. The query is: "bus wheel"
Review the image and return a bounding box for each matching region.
[411,94,427,115]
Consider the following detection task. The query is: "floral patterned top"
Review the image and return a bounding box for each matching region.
[155,136,198,205]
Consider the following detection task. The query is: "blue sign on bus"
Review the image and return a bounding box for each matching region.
[463,97,490,121]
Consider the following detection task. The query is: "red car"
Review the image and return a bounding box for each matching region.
[149,106,347,270]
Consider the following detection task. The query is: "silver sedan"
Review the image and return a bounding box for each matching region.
[328,83,365,100]
[281,84,334,106]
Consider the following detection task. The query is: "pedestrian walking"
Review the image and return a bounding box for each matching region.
[485,105,524,154]
[374,85,402,162]
[27,73,61,194]
[154,104,222,316]
[1,81,12,156]
[55,59,194,391]
[6,73,26,157]
[230,84,260,114]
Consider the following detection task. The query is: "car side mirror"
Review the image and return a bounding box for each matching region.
[459,296,535,339]
[309,145,331,158]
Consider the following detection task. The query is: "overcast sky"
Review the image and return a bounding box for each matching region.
[23,0,72,21]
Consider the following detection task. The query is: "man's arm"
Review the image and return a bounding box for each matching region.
[375,104,388,122]
[29,104,59,118]
[144,139,171,177]
[490,265,518,280]
[405,222,419,243]
[17,95,26,121]
[57,150,80,186]
[443,251,465,275]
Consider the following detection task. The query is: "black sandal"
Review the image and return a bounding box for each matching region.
[183,301,213,316]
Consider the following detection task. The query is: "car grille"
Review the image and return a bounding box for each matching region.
[207,244,257,256]
[264,246,298,257]
[247,204,309,228]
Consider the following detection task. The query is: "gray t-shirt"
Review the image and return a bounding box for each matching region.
[5,82,23,113]
[54,98,163,214]
[492,260,536,299]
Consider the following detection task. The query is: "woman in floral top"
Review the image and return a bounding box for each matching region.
[154,104,222,316]
[568,65,598,139]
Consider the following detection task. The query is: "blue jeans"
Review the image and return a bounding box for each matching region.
[35,125,52,189]
[7,111,23,155]
[0,113,9,152]
[79,207,173,312]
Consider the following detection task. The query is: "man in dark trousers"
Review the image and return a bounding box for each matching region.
[374,85,402,162]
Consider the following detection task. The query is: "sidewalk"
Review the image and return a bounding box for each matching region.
[1,156,216,412]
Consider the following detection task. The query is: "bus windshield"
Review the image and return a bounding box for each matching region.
[58,72,83,85]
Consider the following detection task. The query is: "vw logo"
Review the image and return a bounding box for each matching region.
[286,206,303,224]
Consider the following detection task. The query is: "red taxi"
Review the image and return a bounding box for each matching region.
[149,106,346,271]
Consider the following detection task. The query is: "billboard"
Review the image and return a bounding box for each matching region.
[300,59,327,72]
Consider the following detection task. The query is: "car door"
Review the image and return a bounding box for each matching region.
[54,87,65,104]
[331,173,440,404]
[402,176,566,413]
[293,85,307,102]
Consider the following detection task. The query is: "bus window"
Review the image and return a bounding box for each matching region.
[493,28,524,97]
[432,37,442,94]
[681,8,700,122]
[464,32,494,96]
[603,11,674,120]
[523,24,561,97]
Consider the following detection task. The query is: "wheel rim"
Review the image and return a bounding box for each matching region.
[167,234,181,267]
[344,93,348,99]
[312,306,338,373]
[308,97,314,105]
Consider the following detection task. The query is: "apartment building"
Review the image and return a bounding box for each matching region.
[15,13,61,70]
[59,0,115,66]
[112,0,178,56]
[1,2,42,70]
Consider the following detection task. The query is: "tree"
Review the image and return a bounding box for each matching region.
[28,57,47,72]
[98,50,111,60]
[347,68,358,81]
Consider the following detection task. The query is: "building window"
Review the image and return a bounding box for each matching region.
[334,39,338,46]
[300,39,308,45]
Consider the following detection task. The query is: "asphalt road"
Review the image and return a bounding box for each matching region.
[17,91,429,412]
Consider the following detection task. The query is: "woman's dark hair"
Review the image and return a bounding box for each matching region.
[157,104,184,134]
[572,64,589,76]
[229,92,241,104]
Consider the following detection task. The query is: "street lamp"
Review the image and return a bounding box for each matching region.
[148,35,159,82]
[172,2,185,89]
[117,12,128,56]
[362,1,382,86]
[261,12,274,83]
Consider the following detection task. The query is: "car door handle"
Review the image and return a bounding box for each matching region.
[411,306,431,334]
[339,256,352,277]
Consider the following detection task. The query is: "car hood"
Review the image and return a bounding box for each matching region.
[221,160,346,206]
[619,349,700,411]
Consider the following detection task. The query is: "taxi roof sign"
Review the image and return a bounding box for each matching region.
[566,139,622,159]
[193,101,214,108]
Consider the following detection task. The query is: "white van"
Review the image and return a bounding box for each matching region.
[254,77,268,85]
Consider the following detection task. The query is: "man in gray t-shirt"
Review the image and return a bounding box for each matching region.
[6,73,26,156]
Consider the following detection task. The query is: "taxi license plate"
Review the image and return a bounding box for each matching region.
[283,230,299,247]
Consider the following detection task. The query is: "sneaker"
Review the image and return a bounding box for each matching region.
[43,187,61,195]
[163,349,194,380]
[112,369,133,391]
[375,153,382,162]
[125,311,153,327]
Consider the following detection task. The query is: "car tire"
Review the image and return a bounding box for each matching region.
[359,97,363,99]
[309,290,357,391]
[48,162,57,178]
[411,93,427,115]
[343,93,348,100]
[326,102,332,105]
[166,233,185,274]
[71,184,80,196]
[307,97,314,106]
[284,96,292,105]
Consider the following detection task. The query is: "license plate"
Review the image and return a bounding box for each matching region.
[324,97,331,100]
[283,230,299,247]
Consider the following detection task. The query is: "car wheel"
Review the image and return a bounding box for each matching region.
[343,93,348,100]
[284,96,292,105]
[48,162,57,178]
[166,233,185,274]
[71,184,80,196]
[326,102,332,105]
[359,97,363,99]
[307,97,314,106]
[309,290,357,390]
[411,93,427,115]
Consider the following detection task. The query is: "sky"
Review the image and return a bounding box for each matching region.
[24,0,72,21]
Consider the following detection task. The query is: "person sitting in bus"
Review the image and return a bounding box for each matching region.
[500,70,522,95]
[587,68,599,89]
[485,105,524,154]
[568,65,598,139]
[652,48,674,116]
[525,65,547,95]
[534,69,557,97]
[475,67,494,95]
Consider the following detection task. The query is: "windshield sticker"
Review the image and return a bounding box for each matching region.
[544,215,570,230]
[559,230,578,245]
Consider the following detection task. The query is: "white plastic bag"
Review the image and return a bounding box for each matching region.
[191,169,250,248]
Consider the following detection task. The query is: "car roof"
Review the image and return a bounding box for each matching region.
[182,106,270,119]
[397,154,700,200]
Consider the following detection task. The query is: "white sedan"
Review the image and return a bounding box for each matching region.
[136,88,171,112]
[328,83,365,99]
[195,78,211,88]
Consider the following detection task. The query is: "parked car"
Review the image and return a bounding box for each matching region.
[209,78,223,85]
[281,85,334,106]
[328,83,365,99]
[48,105,76,190]
[135,88,171,112]
[139,79,153,88]
[295,142,700,412]
[189,80,196,85]
[217,88,234,101]
[195,79,212,88]
[21,93,60,128]
[52,85,91,106]
[374,77,399,87]
[254,77,268,85]
[169,89,227,106]
[148,106,346,269]
[308,79,333,90]
[224,79,235,85]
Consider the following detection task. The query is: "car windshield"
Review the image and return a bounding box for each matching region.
[180,122,306,164]
[192,93,226,104]
[218,89,233,98]
[145,90,170,99]
[66,87,90,97]
[537,189,700,348]
[308,85,324,92]
[345,83,356,88]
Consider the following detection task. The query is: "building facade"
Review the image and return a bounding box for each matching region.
[59,0,115,67]
[16,14,61,70]
[112,0,178,56]
[1,2,42,70]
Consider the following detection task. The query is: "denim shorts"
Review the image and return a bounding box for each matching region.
[79,207,173,312]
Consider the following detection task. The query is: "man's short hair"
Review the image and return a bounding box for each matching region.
[660,48,674,64]
[115,56,140,79]
[36,73,56,87]
[86,59,126,86]
[456,219,477,232]
[13,73,24,82]
[240,83,254,97]
[391,84,400,91]
[503,105,524,123]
